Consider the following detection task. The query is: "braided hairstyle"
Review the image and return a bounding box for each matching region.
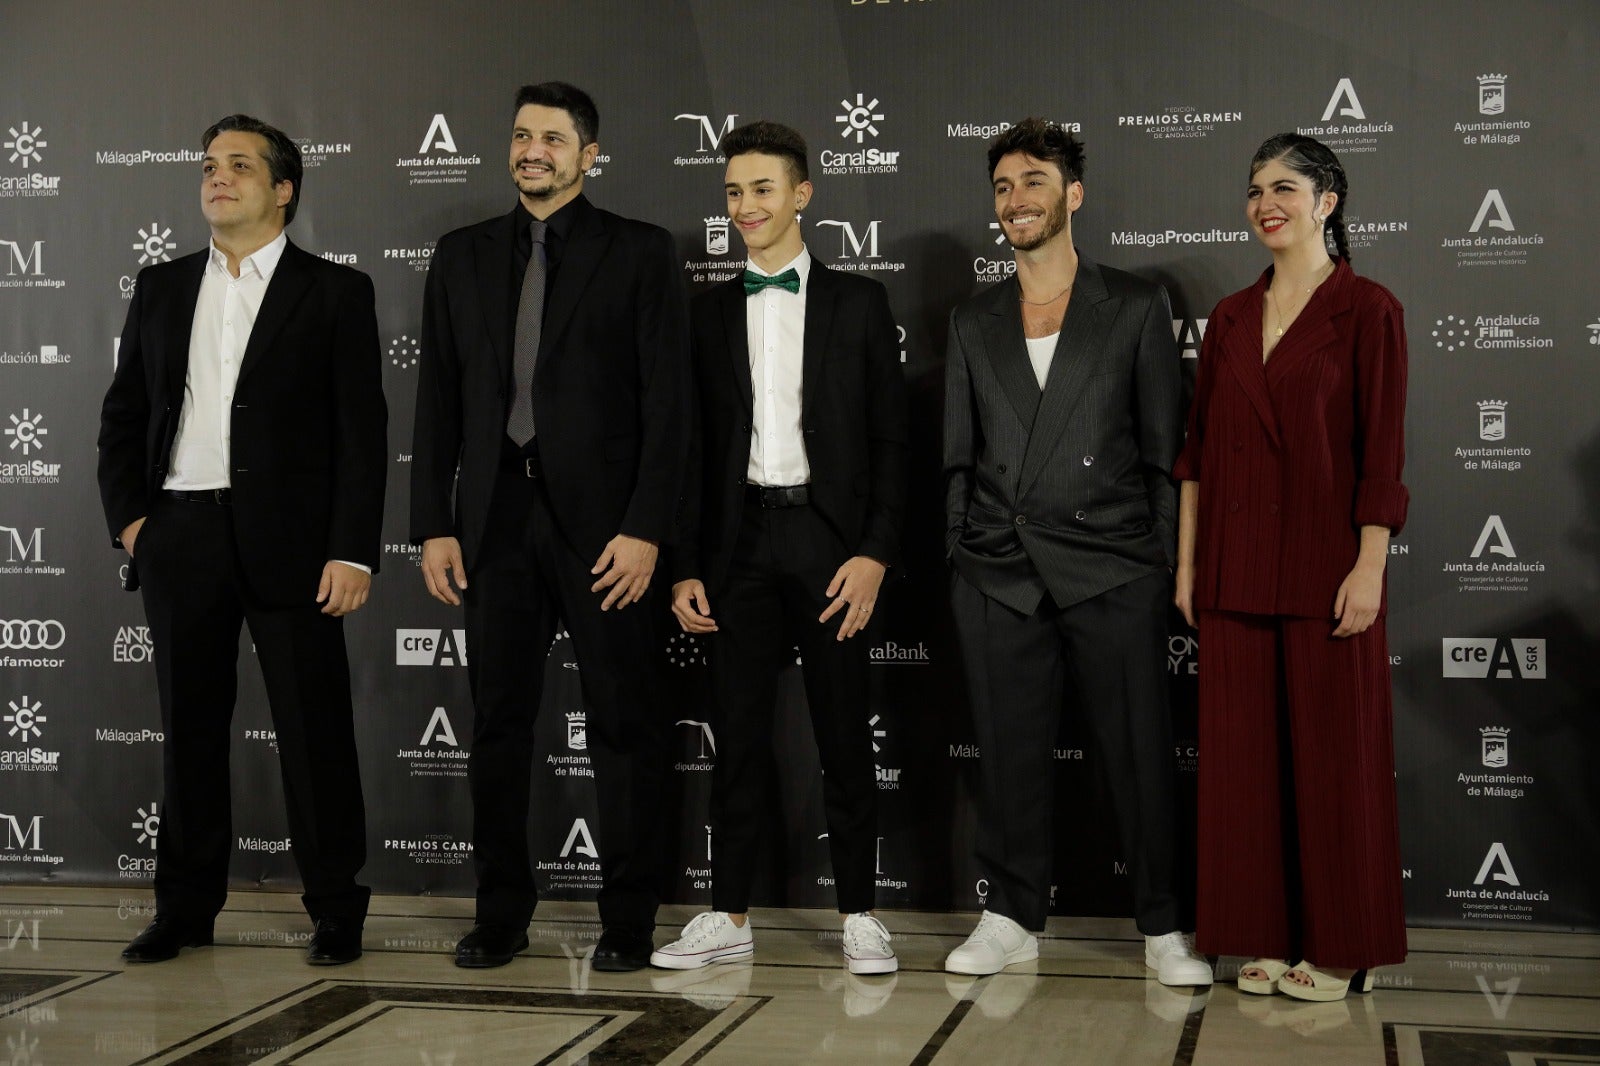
[1249,132,1351,263]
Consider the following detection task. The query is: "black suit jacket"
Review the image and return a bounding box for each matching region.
[943,256,1181,614]
[678,259,908,594]
[410,196,690,568]
[97,240,388,607]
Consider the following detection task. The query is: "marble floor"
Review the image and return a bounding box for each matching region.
[1,887,1596,1065]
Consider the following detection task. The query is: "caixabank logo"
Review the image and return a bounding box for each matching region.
[1298,77,1395,154]
[396,628,468,666]
[1454,74,1530,148]
[397,705,468,779]
[1443,189,1544,269]
[396,114,480,187]
[1442,637,1546,679]
[1,695,59,774]
[1,120,62,198]
[1446,842,1549,923]
[821,93,900,176]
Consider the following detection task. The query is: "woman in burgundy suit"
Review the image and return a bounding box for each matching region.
[1173,133,1408,1002]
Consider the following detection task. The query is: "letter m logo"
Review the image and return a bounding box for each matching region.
[0,813,42,851]
[1,240,44,276]
[674,113,738,153]
[1,526,43,563]
[816,220,881,259]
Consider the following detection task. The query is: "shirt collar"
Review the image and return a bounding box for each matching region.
[207,231,288,281]
[517,192,585,243]
[745,246,810,287]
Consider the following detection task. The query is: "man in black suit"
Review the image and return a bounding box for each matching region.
[98,114,386,966]
[942,119,1210,985]
[410,82,689,972]
[650,122,906,976]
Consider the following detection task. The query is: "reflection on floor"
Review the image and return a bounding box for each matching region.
[1,887,1596,1064]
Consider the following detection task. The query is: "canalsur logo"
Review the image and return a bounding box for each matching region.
[973,221,1016,284]
[396,113,480,187]
[1,695,59,775]
[0,411,60,486]
[815,219,906,274]
[1443,189,1544,268]
[1443,515,1544,593]
[1,120,62,199]
[398,706,468,779]
[1118,102,1243,141]
[870,713,901,790]
[822,93,900,175]
[1455,74,1530,147]
[672,113,737,165]
[1441,637,1546,679]
[1445,842,1548,922]
[1300,77,1394,153]
[132,223,176,266]
[117,804,158,880]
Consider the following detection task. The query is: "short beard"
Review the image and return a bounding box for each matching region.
[515,164,578,202]
[1007,195,1069,252]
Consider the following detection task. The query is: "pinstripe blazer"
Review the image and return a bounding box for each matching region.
[943,257,1183,614]
[1173,259,1409,617]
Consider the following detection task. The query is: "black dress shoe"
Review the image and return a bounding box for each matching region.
[121,915,214,963]
[454,923,529,968]
[592,927,654,972]
[307,919,363,966]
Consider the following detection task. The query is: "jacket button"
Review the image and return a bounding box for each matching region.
[997,464,1007,474]
[1228,501,1240,513]
[1082,455,1094,466]
[1014,515,1027,526]
[1074,509,1086,521]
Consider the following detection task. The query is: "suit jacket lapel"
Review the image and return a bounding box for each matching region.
[1263,257,1351,386]
[538,198,611,364]
[163,252,207,401]
[473,209,517,386]
[719,279,753,414]
[801,258,837,417]
[977,279,1042,430]
[235,241,312,390]
[1220,269,1282,447]
[1019,258,1118,493]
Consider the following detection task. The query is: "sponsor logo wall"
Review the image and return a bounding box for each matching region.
[2,1,1596,933]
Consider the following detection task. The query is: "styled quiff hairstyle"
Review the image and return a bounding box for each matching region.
[1250,132,1352,262]
[721,121,809,186]
[987,118,1085,184]
[514,82,600,147]
[202,115,303,225]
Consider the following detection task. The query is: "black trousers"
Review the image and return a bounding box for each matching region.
[463,462,666,932]
[951,568,1179,934]
[706,499,877,915]
[136,494,370,924]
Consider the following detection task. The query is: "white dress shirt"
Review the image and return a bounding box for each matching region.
[1025,331,1060,390]
[165,233,287,490]
[745,248,811,487]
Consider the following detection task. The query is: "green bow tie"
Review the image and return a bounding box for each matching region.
[743,268,800,296]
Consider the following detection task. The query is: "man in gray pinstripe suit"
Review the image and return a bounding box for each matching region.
[941,119,1211,987]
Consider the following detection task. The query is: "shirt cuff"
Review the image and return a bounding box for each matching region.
[1353,479,1409,534]
[331,559,372,575]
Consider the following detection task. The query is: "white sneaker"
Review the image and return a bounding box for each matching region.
[1144,931,1214,987]
[842,913,898,975]
[944,910,1038,975]
[649,912,754,970]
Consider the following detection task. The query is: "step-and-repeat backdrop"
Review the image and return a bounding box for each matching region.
[3,0,1597,933]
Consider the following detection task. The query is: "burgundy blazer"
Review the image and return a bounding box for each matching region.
[1174,259,1408,618]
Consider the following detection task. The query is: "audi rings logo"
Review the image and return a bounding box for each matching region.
[0,620,64,650]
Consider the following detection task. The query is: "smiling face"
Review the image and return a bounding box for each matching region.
[1246,158,1338,254]
[724,151,811,269]
[509,103,597,216]
[992,150,1080,253]
[199,130,292,240]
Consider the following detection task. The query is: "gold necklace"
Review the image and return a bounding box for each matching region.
[1019,282,1073,306]
[1267,261,1333,337]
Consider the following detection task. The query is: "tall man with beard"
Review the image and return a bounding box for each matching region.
[941,119,1211,985]
[410,82,689,972]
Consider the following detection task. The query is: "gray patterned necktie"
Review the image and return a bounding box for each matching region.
[506,218,548,446]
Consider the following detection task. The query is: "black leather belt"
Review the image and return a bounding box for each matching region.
[163,488,232,504]
[502,446,542,479]
[746,483,810,508]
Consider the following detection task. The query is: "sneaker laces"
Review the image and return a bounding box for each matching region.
[845,914,892,954]
[676,911,727,945]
